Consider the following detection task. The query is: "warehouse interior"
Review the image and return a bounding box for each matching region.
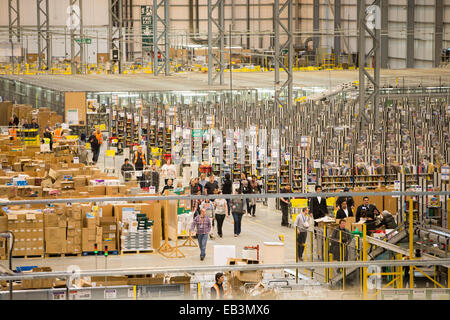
[0,0,449,301]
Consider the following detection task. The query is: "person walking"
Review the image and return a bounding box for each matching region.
[294,207,311,260]
[230,190,245,237]
[279,184,292,227]
[213,191,228,238]
[88,131,100,164]
[248,175,261,217]
[240,179,251,215]
[200,198,215,238]
[161,158,177,185]
[204,174,219,195]
[198,173,208,192]
[210,272,225,300]
[78,144,89,165]
[148,164,160,193]
[190,208,212,261]
[221,173,233,215]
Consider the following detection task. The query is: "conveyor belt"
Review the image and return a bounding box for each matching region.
[330,229,408,285]
[330,228,450,285]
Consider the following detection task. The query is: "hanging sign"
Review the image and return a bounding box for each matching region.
[313,160,321,169]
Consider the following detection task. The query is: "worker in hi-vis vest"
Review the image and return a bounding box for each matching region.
[53,125,63,142]
[8,127,17,140]
[210,272,225,299]
[95,127,103,145]
[133,146,146,171]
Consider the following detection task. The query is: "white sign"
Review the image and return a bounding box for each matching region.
[313,160,321,169]
[151,119,156,125]
[67,109,79,125]
[73,157,79,164]
[104,289,117,299]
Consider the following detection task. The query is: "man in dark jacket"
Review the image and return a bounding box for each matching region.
[310,185,328,221]
[88,132,100,164]
[336,187,355,210]
[355,196,371,222]
[148,164,160,193]
[330,219,352,271]
[121,158,134,181]
[280,184,292,227]
[248,175,261,217]
[221,173,232,215]
[30,119,39,129]
[336,200,354,219]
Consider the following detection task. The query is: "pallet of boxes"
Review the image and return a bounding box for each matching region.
[3,207,45,258]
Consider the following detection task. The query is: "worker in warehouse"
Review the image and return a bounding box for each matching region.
[190,208,212,261]
[133,146,147,186]
[294,207,311,260]
[210,272,225,299]
[330,219,352,270]
[88,131,100,164]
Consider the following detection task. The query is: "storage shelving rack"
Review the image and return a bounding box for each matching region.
[291,156,303,193]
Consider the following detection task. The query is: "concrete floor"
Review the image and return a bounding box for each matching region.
[0,144,304,277]
[2,68,450,92]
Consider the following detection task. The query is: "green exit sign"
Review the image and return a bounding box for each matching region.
[75,38,92,44]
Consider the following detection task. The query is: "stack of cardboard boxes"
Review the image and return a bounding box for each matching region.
[100,217,117,251]
[6,210,44,257]
[43,206,67,255]
[66,205,82,254]
[81,206,102,252]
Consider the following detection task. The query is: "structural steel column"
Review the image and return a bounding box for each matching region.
[406,0,414,68]
[380,0,388,68]
[434,0,443,67]
[274,0,293,110]
[334,0,341,66]
[153,0,170,76]
[37,0,50,70]
[207,0,224,85]
[69,0,83,74]
[109,0,123,73]
[313,0,320,52]
[8,0,20,67]
[358,0,380,126]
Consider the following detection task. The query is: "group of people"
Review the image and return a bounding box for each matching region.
[292,186,398,262]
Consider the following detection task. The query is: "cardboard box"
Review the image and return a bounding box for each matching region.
[0,216,7,232]
[90,276,128,287]
[45,240,66,254]
[44,227,66,241]
[21,267,54,289]
[351,222,365,232]
[44,214,59,227]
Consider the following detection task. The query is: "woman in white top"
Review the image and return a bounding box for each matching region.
[161,158,177,184]
[213,191,228,238]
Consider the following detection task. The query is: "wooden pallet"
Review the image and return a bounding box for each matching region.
[63,253,82,257]
[44,253,81,258]
[12,255,44,259]
[120,249,154,255]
